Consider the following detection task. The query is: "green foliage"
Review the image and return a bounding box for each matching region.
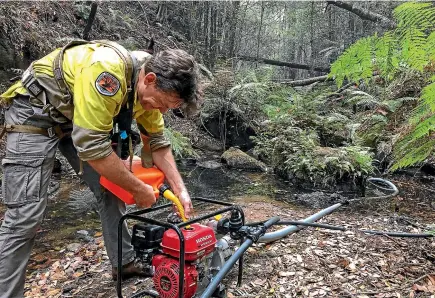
[330,2,435,85]
[163,127,197,159]
[202,68,270,122]
[329,36,376,87]
[329,2,435,170]
[254,119,374,187]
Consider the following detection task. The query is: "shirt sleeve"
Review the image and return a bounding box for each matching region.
[135,106,170,151]
[72,52,126,161]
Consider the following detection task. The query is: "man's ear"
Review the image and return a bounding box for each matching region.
[144,72,157,85]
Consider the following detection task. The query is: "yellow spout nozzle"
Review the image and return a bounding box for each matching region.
[159,185,190,228]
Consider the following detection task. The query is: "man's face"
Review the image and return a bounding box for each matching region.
[137,72,183,114]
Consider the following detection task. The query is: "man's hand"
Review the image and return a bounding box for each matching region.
[151,146,193,218]
[175,189,193,219]
[132,183,156,208]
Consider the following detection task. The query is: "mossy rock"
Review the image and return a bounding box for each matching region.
[221,147,267,172]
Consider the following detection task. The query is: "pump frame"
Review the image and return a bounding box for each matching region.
[117,197,242,298]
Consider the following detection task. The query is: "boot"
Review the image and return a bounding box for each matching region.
[112,260,154,281]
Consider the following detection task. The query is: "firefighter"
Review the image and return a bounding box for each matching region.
[0,40,200,298]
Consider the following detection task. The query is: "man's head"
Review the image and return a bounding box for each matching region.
[136,49,200,114]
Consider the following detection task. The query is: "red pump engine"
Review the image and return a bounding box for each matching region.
[151,223,217,298]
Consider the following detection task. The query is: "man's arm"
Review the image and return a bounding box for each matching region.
[87,152,156,208]
[151,146,193,218]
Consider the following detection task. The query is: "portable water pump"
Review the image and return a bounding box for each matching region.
[130,221,232,298]
[101,158,233,298]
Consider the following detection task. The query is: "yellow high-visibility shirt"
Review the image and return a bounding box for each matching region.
[0,42,166,160]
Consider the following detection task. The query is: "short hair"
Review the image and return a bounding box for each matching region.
[144,49,201,107]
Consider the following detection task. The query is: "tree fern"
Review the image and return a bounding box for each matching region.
[393,2,435,31]
[329,36,375,87]
[391,135,435,170]
[330,2,435,170]
[374,31,398,79]
[409,82,435,125]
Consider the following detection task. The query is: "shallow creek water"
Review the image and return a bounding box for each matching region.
[27,160,296,257]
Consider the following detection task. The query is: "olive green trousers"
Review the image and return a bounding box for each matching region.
[0,96,135,298]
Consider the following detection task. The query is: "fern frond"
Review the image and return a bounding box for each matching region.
[394,2,435,31]
[374,31,399,79]
[369,114,388,124]
[329,36,376,87]
[425,31,435,61]
[324,112,349,123]
[406,113,435,141]
[381,99,405,112]
[409,82,435,124]
[391,135,435,170]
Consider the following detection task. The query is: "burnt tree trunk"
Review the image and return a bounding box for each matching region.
[82,1,98,40]
[238,56,330,73]
[327,1,396,29]
[228,1,240,58]
[276,75,331,86]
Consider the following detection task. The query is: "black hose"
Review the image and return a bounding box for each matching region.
[267,220,434,238]
[361,230,434,238]
[348,177,399,203]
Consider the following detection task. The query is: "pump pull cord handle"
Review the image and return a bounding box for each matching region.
[159,184,188,223]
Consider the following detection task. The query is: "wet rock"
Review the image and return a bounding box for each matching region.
[76,230,95,243]
[76,230,89,236]
[66,243,81,252]
[221,147,267,172]
[62,285,75,293]
[197,160,222,169]
[180,157,197,166]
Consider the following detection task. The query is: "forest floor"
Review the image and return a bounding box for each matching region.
[1,174,432,298]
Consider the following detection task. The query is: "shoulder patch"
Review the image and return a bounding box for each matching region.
[95,72,120,96]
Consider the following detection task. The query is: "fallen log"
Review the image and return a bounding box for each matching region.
[238,56,330,73]
[275,75,331,86]
[327,1,396,30]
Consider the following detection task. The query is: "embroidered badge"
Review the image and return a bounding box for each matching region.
[95,72,120,96]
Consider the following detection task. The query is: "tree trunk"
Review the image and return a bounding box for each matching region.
[275,75,331,86]
[156,2,167,24]
[82,1,98,40]
[228,1,240,58]
[256,2,265,66]
[238,56,330,73]
[327,1,396,29]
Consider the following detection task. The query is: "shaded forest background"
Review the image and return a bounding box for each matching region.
[1,1,434,191]
[0,1,397,82]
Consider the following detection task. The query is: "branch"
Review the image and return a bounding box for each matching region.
[83,1,98,40]
[274,75,331,86]
[327,1,396,29]
[238,56,330,73]
[136,1,150,28]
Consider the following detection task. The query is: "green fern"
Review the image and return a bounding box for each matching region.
[163,128,198,159]
[329,36,375,87]
[330,2,435,170]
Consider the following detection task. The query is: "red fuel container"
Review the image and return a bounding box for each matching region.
[100,156,165,205]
